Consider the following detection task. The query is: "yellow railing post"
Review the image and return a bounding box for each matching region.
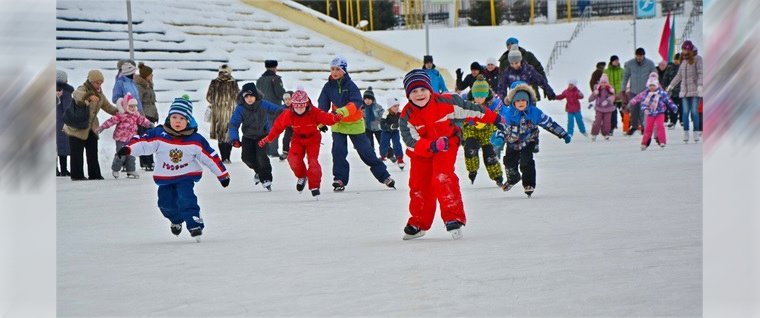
[490,0,496,26]
[567,0,571,23]
[369,0,374,30]
[356,0,361,26]
[530,0,534,25]
[454,0,459,27]
[336,0,342,23]
[326,0,330,17]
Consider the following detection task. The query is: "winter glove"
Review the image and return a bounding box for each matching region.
[334,107,349,118]
[490,131,506,148]
[546,92,557,100]
[257,137,270,148]
[697,86,703,97]
[563,134,572,144]
[319,125,328,133]
[93,127,102,134]
[219,176,230,188]
[587,103,594,109]
[332,113,344,122]
[117,146,131,157]
[429,136,449,153]
[455,68,463,80]
[232,140,241,148]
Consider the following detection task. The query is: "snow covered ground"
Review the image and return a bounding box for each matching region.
[57,3,702,316]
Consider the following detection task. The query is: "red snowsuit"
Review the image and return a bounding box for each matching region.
[399,93,497,230]
[265,106,340,190]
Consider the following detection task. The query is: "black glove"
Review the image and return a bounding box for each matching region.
[455,68,463,80]
[220,177,230,188]
[319,125,328,133]
[546,92,557,101]
[117,147,131,157]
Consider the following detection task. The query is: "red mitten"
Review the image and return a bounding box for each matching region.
[232,140,241,148]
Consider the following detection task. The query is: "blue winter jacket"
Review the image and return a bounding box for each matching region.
[493,103,567,150]
[112,75,143,113]
[423,66,449,93]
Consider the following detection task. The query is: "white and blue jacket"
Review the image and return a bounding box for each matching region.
[128,126,229,185]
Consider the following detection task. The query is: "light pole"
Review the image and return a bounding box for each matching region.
[126,0,134,60]
[424,0,429,55]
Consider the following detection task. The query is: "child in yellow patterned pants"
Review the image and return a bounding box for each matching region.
[463,76,504,187]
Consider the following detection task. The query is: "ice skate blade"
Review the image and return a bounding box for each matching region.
[402,231,426,240]
[448,228,463,240]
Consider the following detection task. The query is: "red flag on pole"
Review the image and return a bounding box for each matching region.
[658,12,672,62]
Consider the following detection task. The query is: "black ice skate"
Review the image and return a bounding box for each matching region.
[310,188,320,199]
[296,178,306,192]
[383,177,396,189]
[170,223,182,236]
[495,176,504,188]
[279,151,288,161]
[402,224,426,240]
[189,228,202,242]
[262,180,272,192]
[468,171,477,184]
[253,173,260,185]
[445,221,464,240]
[332,180,345,192]
[524,186,535,197]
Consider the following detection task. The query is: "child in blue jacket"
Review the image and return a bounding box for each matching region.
[491,81,571,197]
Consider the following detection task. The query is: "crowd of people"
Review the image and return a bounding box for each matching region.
[55,35,702,241]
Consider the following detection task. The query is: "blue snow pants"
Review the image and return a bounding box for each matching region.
[157,180,204,231]
[331,132,390,186]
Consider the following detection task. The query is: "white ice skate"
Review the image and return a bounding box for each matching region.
[445,221,464,240]
[112,171,119,179]
[127,172,139,179]
[693,131,701,142]
[683,131,689,143]
[402,225,426,240]
[262,180,272,192]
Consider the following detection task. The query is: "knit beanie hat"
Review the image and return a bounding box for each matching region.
[241,82,259,99]
[646,72,659,87]
[403,69,433,97]
[471,77,490,98]
[423,55,433,64]
[290,90,311,108]
[138,62,153,78]
[166,96,197,128]
[513,91,530,103]
[599,73,610,85]
[264,60,278,68]
[330,56,348,73]
[486,57,497,66]
[363,87,375,101]
[681,40,695,52]
[120,62,137,76]
[508,48,522,63]
[386,97,400,108]
[610,55,619,64]
[506,37,519,46]
[56,69,67,83]
[87,69,104,83]
[470,62,482,71]
[568,79,577,86]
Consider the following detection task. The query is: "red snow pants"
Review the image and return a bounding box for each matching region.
[406,140,466,230]
[287,134,323,190]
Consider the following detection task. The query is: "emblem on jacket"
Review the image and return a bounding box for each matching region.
[169,148,183,164]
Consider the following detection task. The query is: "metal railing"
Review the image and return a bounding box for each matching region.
[546,7,592,75]
[679,2,702,45]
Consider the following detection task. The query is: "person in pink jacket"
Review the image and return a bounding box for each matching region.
[629,73,679,150]
[555,79,586,137]
[588,74,617,141]
[96,93,153,178]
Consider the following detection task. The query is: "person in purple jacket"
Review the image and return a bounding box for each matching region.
[628,73,678,150]
[497,47,556,102]
[588,74,617,141]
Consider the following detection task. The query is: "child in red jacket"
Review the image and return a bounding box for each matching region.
[258,90,342,198]
[398,70,499,240]
[555,79,586,137]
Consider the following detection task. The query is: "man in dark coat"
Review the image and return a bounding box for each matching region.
[56,70,73,176]
[256,60,287,158]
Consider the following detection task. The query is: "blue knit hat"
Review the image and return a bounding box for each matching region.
[166,97,197,129]
[330,56,348,73]
[403,69,433,97]
[506,37,519,46]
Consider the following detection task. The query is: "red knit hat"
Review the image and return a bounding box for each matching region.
[403,69,433,97]
[291,90,311,108]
